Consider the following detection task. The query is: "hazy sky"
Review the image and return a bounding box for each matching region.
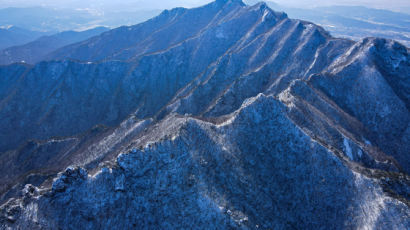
[0,0,409,13]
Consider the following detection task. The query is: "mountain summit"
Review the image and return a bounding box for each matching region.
[0,1,409,229]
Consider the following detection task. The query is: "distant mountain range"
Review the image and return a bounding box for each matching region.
[0,26,50,50]
[245,0,410,46]
[0,27,109,65]
[0,0,409,229]
[0,7,98,32]
[1,2,409,49]
[288,5,410,46]
[0,7,161,32]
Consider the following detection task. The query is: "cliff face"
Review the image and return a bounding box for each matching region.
[0,0,409,229]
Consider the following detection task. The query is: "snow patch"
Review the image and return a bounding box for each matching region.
[304,24,314,30]
[115,174,125,191]
[23,203,38,224]
[353,172,387,230]
[364,139,371,146]
[343,137,353,160]
[216,28,226,39]
[216,116,235,127]
[358,149,363,158]
[171,135,178,141]
[261,9,271,22]
[0,25,13,29]
[392,55,405,69]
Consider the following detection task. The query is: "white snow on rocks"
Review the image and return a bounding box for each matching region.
[343,137,353,160]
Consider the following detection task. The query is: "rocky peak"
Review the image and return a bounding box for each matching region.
[215,0,246,7]
[249,1,288,21]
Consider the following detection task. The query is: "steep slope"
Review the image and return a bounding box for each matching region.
[0,27,109,65]
[0,0,409,229]
[46,0,248,62]
[246,1,410,47]
[0,118,152,204]
[1,95,409,229]
[309,38,410,172]
[0,1,290,152]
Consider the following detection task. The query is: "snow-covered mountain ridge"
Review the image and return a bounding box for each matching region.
[0,0,409,229]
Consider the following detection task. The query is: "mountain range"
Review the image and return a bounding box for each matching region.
[245,0,410,46]
[0,27,109,65]
[0,6,161,33]
[2,1,410,48]
[0,26,50,50]
[0,0,409,229]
